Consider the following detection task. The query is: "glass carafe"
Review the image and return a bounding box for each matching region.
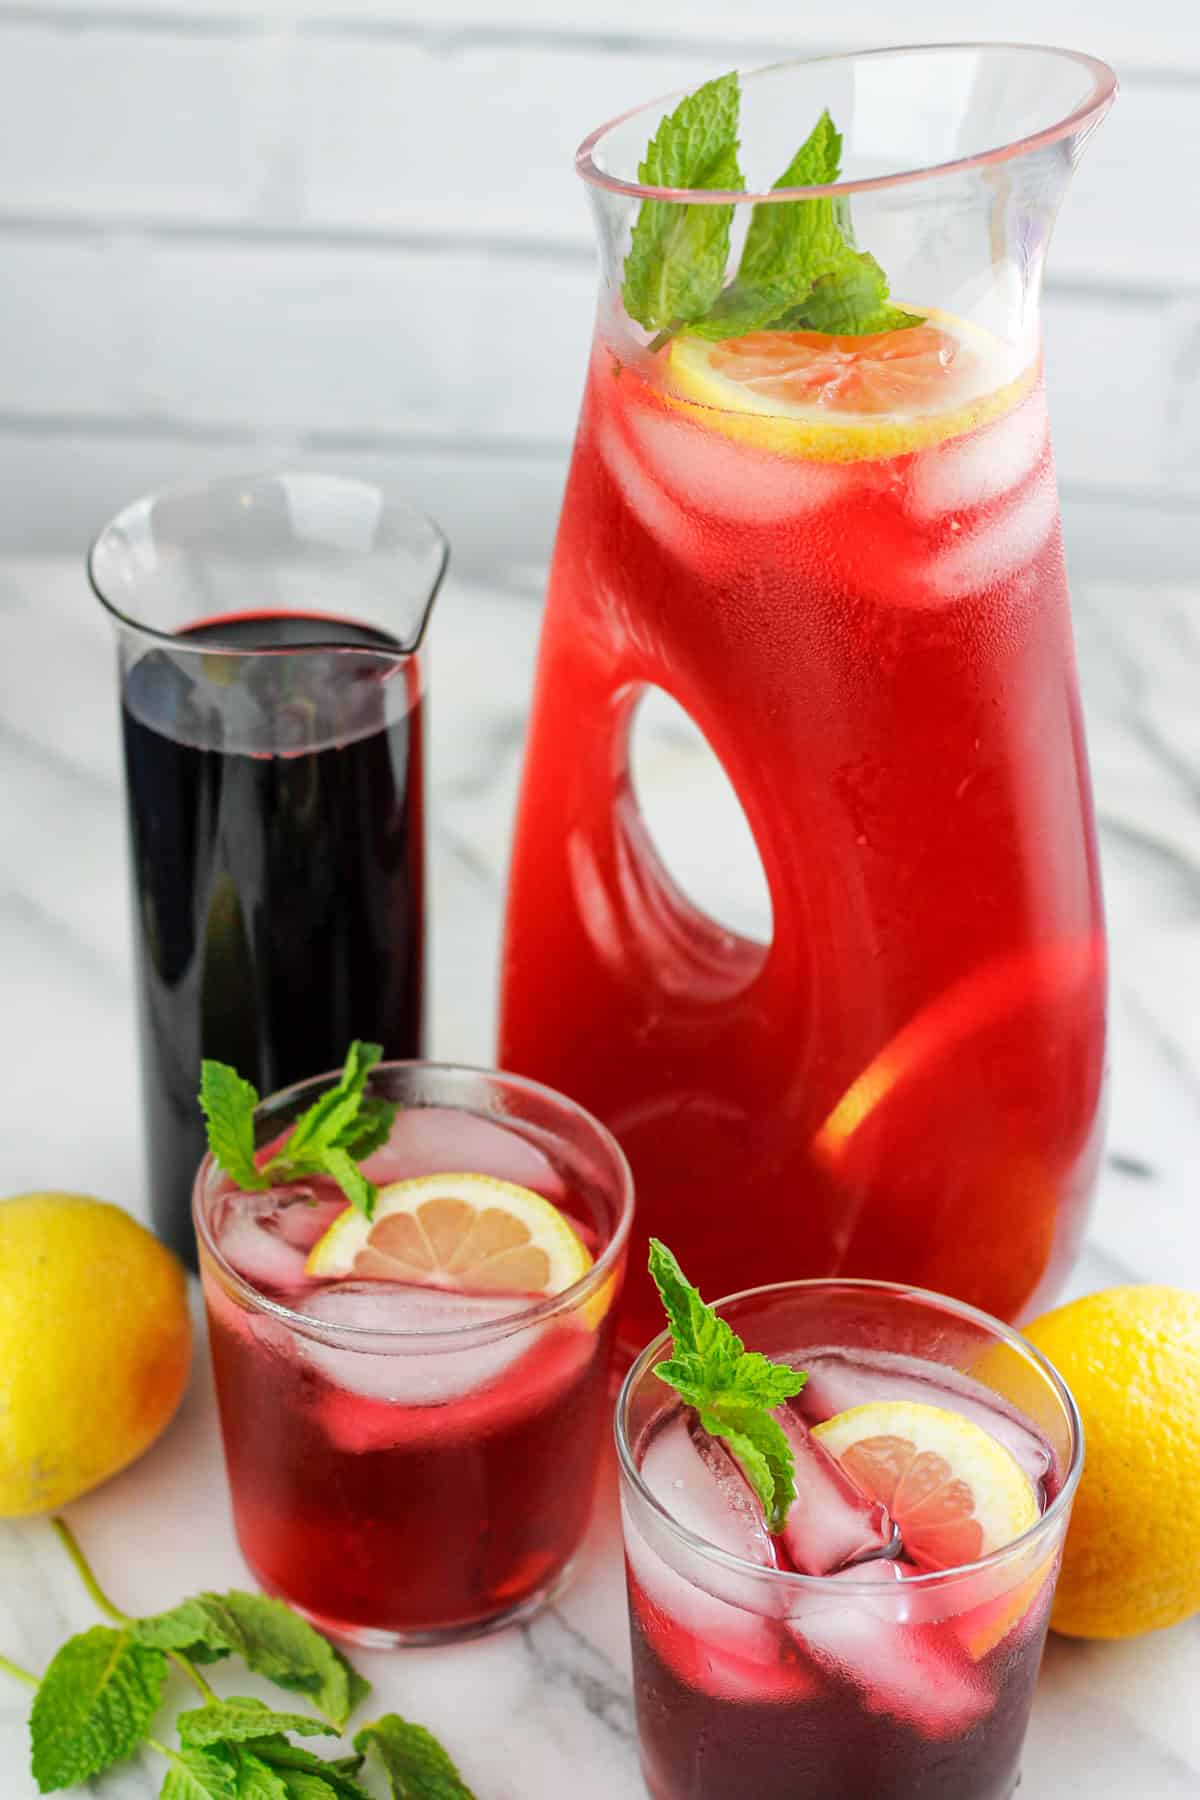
[499,46,1115,1344]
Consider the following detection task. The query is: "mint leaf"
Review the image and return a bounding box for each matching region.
[622,72,743,336]
[178,1699,334,1748]
[648,1237,743,1378]
[160,1745,239,1800]
[648,1239,806,1532]
[241,1739,370,1800]
[685,107,844,338]
[739,108,844,284]
[182,1594,368,1732]
[230,1748,288,1800]
[682,270,815,342]
[335,1096,396,1163]
[691,108,913,342]
[200,1062,265,1191]
[29,1625,167,1791]
[354,1714,475,1800]
[310,1146,377,1223]
[269,1773,335,1800]
[271,1042,384,1169]
[694,1397,798,1528]
[134,1600,233,1664]
[781,251,923,335]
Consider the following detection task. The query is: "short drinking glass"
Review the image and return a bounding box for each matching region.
[617,1279,1081,1799]
[195,1060,634,1645]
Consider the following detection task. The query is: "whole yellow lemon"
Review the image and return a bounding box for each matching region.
[1024,1285,1200,1639]
[0,1192,191,1515]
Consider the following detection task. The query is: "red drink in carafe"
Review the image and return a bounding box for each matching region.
[501,331,1106,1344]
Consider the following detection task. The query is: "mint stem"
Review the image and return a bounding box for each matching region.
[52,1517,131,1623]
[165,1650,218,1703]
[0,1652,39,1689]
[51,1517,218,1703]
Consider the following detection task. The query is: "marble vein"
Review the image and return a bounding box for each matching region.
[521,1607,638,1743]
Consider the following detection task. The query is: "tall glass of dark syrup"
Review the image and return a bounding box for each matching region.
[90,473,447,1264]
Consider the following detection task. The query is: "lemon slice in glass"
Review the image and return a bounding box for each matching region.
[813,1399,1039,1570]
[305,1172,593,1300]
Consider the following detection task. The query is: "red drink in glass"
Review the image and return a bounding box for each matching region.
[617,1280,1082,1800]
[499,49,1113,1344]
[194,1062,633,1645]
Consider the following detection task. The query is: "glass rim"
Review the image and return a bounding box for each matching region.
[192,1057,636,1349]
[577,42,1117,206]
[615,1275,1084,1594]
[87,468,449,658]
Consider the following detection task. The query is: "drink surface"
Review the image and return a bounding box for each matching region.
[626,1348,1059,1800]
[501,332,1107,1341]
[123,611,424,1263]
[200,1104,616,1639]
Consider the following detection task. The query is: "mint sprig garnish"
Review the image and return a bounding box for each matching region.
[621,76,922,345]
[0,1517,473,1798]
[648,1239,806,1533]
[200,1039,397,1219]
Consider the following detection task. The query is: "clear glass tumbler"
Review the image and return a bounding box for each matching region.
[617,1278,1082,1800]
[195,1059,634,1646]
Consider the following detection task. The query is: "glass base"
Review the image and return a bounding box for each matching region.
[254,1553,580,1650]
[640,1749,1023,1800]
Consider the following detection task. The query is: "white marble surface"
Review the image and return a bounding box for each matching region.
[1,552,1198,1797]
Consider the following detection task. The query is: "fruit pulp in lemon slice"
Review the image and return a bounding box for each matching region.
[306,1171,598,1313]
[813,1400,1039,1572]
[666,311,1032,463]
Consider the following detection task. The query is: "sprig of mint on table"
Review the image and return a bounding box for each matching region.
[0,1517,474,1798]
[648,1239,806,1533]
[622,70,922,348]
[200,1040,397,1221]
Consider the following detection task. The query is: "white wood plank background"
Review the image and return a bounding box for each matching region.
[0,0,1196,576]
